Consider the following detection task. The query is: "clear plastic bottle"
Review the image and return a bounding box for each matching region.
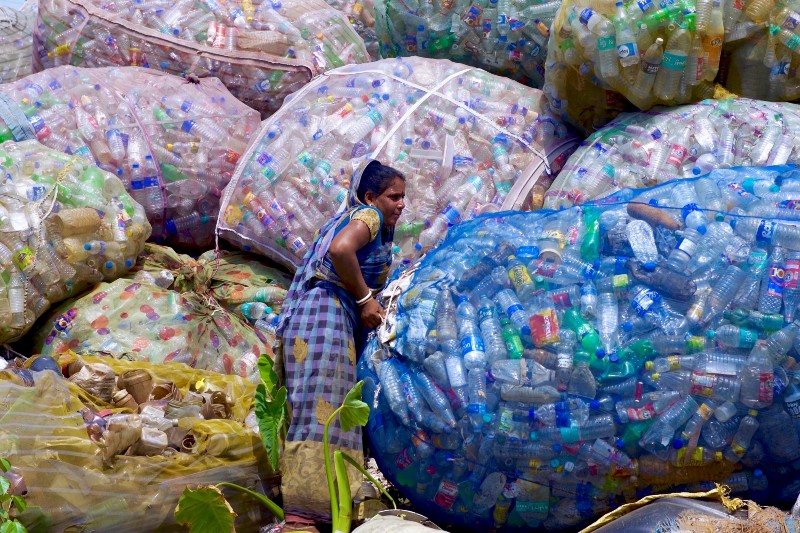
[704,265,747,323]
[739,341,774,409]
[478,297,507,364]
[784,251,800,321]
[436,289,458,343]
[639,395,698,458]
[723,410,759,462]
[614,1,639,67]
[666,228,704,273]
[626,220,659,270]
[653,28,689,102]
[495,288,531,336]
[707,324,758,349]
[759,245,786,314]
[567,351,597,399]
[456,295,488,370]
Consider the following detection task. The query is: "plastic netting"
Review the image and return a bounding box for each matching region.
[0,138,150,344]
[373,0,562,87]
[360,165,800,531]
[0,2,35,84]
[0,66,260,248]
[33,0,369,117]
[543,98,800,209]
[217,57,578,271]
[1,354,272,532]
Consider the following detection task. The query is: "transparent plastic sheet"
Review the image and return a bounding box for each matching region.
[0,66,260,249]
[0,4,34,84]
[324,0,380,59]
[0,139,150,344]
[373,0,561,87]
[27,244,277,382]
[1,355,270,532]
[217,57,579,272]
[543,97,800,209]
[33,0,370,118]
[544,0,724,134]
[358,165,800,531]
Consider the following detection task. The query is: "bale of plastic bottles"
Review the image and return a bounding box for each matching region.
[29,244,276,382]
[545,0,724,134]
[33,0,370,117]
[543,98,800,209]
[0,138,150,345]
[0,3,35,84]
[718,1,800,102]
[135,245,292,346]
[1,353,271,532]
[359,165,800,531]
[373,0,561,87]
[217,57,579,271]
[0,66,260,248]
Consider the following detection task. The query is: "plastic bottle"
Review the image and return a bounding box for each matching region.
[456,295,488,370]
[614,1,639,67]
[507,255,536,302]
[495,288,531,337]
[626,220,659,271]
[739,341,774,409]
[478,298,507,365]
[632,38,665,102]
[567,351,597,399]
[759,245,786,314]
[723,411,759,462]
[437,289,458,343]
[653,28,689,102]
[707,324,758,349]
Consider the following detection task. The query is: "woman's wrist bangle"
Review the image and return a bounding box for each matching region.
[356,291,373,306]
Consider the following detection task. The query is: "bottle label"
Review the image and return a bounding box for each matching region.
[504,334,524,358]
[641,61,660,74]
[697,403,714,420]
[598,35,616,51]
[631,289,656,316]
[667,356,682,371]
[460,335,485,356]
[767,264,786,298]
[739,328,757,348]
[779,199,800,210]
[462,4,483,25]
[789,33,800,50]
[395,448,414,470]
[675,236,697,257]
[560,426,580,444]
[478,305,497,323]
[624,402,655,421]
[690,372,716,397]
[785,397,800,419]
[731,442,746,458]
[612,274,629,290]
[509,265,533,293]
[442,205,461,226]
[551,291,573,309]
[662,51,688,70]
[756,372,775,402]
[785,259,800,289]
[784,12,800,29]
[755,220,775,244]
[515,500,549,515]
[579,8,595,25]
[505,302,525,319]
[666,144,688,168]
[617,41,637,59]
[530,309,559,347]
[636,0,654,13]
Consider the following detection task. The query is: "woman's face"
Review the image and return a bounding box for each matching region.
[366,177,406,227]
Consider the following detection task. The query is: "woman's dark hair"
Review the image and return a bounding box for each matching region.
[356,160,405,203]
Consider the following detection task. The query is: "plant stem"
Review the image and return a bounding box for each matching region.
[324,407,343,527]
[333,451,352,533]
[215,482,285,521]
[339,453,397,509]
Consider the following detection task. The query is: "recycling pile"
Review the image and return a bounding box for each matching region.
[373,0,562,87]
[0,139,150,345]
[33,0,369,117]
[545,0,724,133]
[217,57,579,271]
[0,66,260,248]
[0,4,34,84]
[28,244,280,382]
[718,0,800,101]
[359,166,800,531]
[543,98,800,209]
[0,354,269,532]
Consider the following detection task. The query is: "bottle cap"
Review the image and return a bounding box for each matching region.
[672,438,684,449]
[651,372,660,381]
[607,351,619,363]
[754,468,763,476]
[692,167,703,176]
[622,321,633,332]
[748,409,758,417]
[706,330,715,339]
[697,225,707,235]
[644,361,654,370]
[643,261,656,271]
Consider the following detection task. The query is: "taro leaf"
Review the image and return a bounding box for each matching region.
[0,459,9,473]
[338,381,370,433]
[0,476,9,496]
[0,521,27,533]
[255,384,287,471]
[11,496,26,514]
[257,355,279,396]
[174,486,236,533]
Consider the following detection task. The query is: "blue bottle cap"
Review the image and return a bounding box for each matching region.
[596,348,606,358]
[697,225,707,235]
[608,351,619,363]
[672,438,684,449]
[622,321,633,332]
[166,219,177,234]
[644,261,657,271]
[692,167,703,175]
[552,443,562,453]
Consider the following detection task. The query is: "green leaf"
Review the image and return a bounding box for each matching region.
[0,459,10,473]
[338,381,370,433]
[257,355,279,395]
[254,384,287,472]
[0,476,9,496]
[0,520,27,533]
[174,486,236,533]
[11,496,26,514]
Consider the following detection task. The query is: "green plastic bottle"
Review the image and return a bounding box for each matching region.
[581,207,601,261]
[500,317,524,359]
[562,307,602,356]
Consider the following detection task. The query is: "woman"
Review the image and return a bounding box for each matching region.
[275,159,406,530]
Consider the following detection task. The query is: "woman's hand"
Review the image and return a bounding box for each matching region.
[360,298,385,329]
